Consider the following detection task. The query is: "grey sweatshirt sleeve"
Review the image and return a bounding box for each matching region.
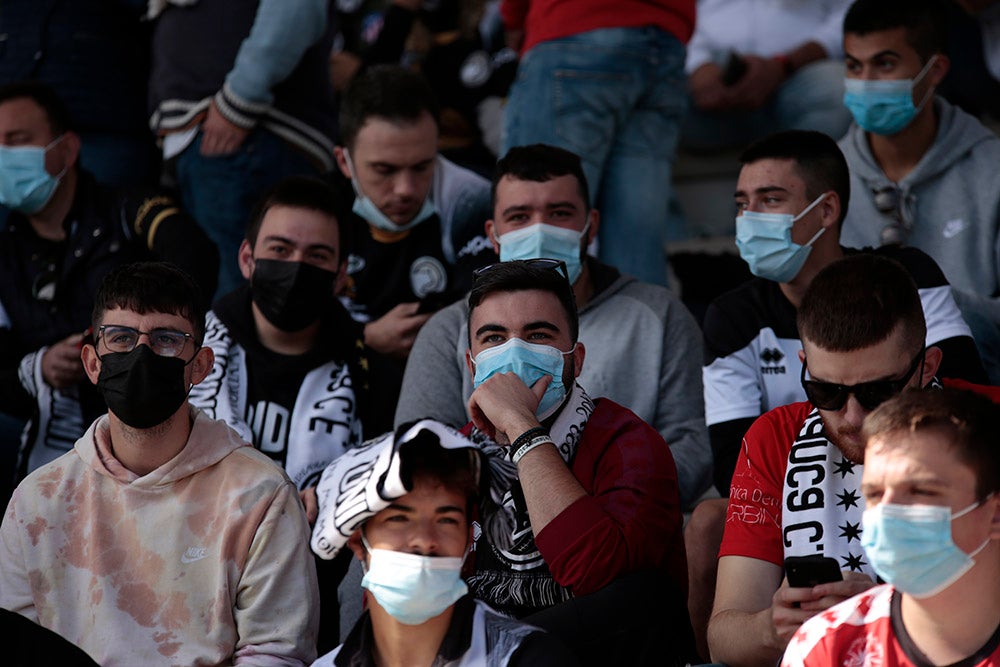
[394,301,471,429]
[656,297,713,509]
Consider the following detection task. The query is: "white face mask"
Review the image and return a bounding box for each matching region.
[359,530,469,625]
[342,148,436,232]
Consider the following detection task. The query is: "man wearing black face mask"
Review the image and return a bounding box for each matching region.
[189,176,380,511]
[0,260,319,665]
[186,176,382,652]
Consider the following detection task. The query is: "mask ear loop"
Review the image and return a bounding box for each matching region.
[911,55,939,115]
[341,148,368,201]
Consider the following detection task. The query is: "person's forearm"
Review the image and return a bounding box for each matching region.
[515,439,586,535]
[708,608,784,667]
[777,41,827,76]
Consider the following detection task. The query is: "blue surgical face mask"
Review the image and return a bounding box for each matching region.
[360,531,468,625]
[343,148,436,233]
[471,337,575,421]
[495,221,590,284]
[843,56,938,136]
[862,499,990,598]
[735,193,827,283]
[0,135,66,214]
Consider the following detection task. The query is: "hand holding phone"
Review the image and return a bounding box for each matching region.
[784,555,843,588]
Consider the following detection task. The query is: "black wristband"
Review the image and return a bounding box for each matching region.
[509,426,547,458]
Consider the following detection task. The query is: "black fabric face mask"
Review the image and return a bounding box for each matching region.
[250,259,337,332]
[97,345,190,429]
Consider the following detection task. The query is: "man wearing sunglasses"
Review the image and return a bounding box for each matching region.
[707,254,943,667]
[837,0,1000,383]
[0,261,319,665]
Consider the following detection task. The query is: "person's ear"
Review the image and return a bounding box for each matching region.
[82,342,102,385]
[927,53,950,87]
[334,146,352,180]
[61,131,81,170]
[571,341,585,377]
[585,208,600,245]
[920,346,943,386]
[465,348,476,378]
[334,259,349,295]
[347,529,367,563]
[237,239,255,281]
[988,494,1000,541]
[819,191,840,230]
[188,346,215,385]
[484,219,500,254]
[798,349,806,364]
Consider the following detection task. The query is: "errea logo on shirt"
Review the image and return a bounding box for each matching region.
[181,547,208,564]
[760,347,786,375]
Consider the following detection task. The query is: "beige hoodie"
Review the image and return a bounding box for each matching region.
[0,406,318,666]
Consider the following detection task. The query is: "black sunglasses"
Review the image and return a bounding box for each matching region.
[473,258,570,283]
[872,186,911,246]
[800,348,925,411]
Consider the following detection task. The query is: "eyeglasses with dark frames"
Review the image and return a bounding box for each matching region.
[97,325,195,358]
[800,348,925,411]
[472,258,570,283]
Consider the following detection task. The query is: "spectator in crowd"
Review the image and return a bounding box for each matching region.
[707,254,942,666]
[459,259,697,666]
[187,176,381,652]
[682,0,854,152]
[0,261,318,665]
[782,386,1000,667]
[148,0,338,298]
[0,82,217,505]
[0,1,160,189]
[704,129,983,497]
[499,0,694,288]
[190,176,373,498]
[687,129,985,661]
[311,419,580,666]
[937,0,1000,119]
[838,0,1000,383]
[396,143,712,509]
[332,65,492,407]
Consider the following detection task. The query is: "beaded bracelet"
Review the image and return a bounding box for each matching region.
[509,426,547,456]
[512,435,554,464]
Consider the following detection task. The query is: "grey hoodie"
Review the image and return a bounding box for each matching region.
[839,97,1000,301]
[393,259,712,508]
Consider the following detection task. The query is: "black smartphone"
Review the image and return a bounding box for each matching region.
[784,555,843,587]
[721,51,748,86]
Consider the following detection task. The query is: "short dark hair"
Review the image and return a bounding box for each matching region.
[492,144,590,211]
[246,175,350,256]
[739,130,851,226]
[843,0,949,63]
[797,254,925,354]
[338,65,440,150]
[468,260,579,344]
[398,431,481,516]
[92,262,207,343]
[0,80,73,136]
[863,387,1000,500]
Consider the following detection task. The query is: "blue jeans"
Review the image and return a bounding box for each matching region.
[680,59,853,152]
[175,129,320,299]
[502,27,689,288]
